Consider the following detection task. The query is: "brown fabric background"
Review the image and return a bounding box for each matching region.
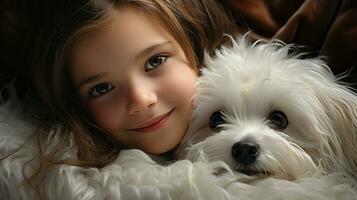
[224,0,357,87]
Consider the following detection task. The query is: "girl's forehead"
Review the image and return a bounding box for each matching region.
[74,6,175,52]
[70,6,185,82]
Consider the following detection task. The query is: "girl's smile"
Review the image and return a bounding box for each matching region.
[127,108,175,133]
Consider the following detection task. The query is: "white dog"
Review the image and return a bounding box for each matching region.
[180,35,357,182]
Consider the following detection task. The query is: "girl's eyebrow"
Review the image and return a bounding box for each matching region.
[77,41,172,89]
[77,73,107,89]
[134,41,172,60]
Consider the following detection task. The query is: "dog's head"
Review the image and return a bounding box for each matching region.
[180,36,357,181]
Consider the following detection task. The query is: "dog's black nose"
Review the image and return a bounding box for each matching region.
[231,140,260,165]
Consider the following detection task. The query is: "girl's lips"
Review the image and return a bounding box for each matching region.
[128,108,175,133]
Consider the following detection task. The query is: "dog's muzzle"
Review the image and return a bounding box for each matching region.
[231,139,260,166]
[231,139,265,176]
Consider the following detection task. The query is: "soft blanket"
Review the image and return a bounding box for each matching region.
[0,92,356,200]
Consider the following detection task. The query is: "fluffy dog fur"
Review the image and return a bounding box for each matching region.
[180,35,357,183]
[1,37,357,199]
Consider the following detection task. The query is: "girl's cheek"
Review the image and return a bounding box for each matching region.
[87,100,125,133]
[162,66,197,101]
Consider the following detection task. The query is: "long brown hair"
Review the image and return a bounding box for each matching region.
[22,0,237,197]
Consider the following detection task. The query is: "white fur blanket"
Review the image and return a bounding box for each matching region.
[0,91,356,200]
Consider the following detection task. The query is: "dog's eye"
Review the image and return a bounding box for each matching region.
[209,111,225,130]
[268,111,288,130]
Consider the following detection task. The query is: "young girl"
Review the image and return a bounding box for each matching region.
[16,0,237,192]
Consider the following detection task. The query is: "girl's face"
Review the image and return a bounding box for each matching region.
[70,6,197,154]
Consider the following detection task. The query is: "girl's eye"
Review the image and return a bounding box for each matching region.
[89,83,114,98]
[145,55,167,71]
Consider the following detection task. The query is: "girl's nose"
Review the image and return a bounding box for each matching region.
[127,85,157,115]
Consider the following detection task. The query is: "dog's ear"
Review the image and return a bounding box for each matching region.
[314,79,357,180]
